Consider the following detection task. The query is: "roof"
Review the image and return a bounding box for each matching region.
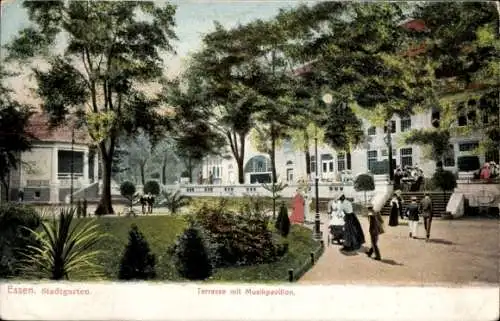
[26,113,91,145]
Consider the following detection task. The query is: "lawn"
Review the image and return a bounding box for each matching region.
[73,215,322,282]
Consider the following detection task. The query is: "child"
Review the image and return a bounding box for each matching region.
[366,205,384,260]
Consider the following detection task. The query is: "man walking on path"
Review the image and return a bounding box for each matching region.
[420,193,433,241]
[366,205,384,260]
[406,196,420,239]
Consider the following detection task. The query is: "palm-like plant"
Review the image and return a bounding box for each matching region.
[18,208,107,280]
[160,190,191,214]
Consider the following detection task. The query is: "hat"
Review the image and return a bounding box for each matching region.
[367,204,374,209]
[411,196,417,201]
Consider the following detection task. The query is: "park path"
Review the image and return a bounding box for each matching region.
[300,215,500,286]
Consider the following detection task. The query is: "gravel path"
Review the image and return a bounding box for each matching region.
[300,215,500,286]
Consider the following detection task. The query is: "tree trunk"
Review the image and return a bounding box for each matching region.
[188,157,193,184]
[161,156,167,185]
[237,133,246,184]
[1,180,8,202]
[270,128,277,184]
[364,191,367,205]
[140,164,146,185]
[304,130,311,179]
[95,146,114,215]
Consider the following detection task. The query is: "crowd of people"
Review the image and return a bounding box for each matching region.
[328,190,435,261]
[393,165,424,192]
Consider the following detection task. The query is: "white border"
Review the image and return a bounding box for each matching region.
[1,282,499,320]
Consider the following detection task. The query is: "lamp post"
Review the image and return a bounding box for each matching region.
[384,120,395,182]
[313,126,321,240]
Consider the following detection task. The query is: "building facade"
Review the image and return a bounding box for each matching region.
[202,108,496,185]
[5,113,99,203]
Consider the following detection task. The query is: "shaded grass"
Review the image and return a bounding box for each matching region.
[39,216,321,283]
[75,215,188,281]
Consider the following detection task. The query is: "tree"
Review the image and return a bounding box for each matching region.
[143,180,160,196]
[413,2,499,158]
[354,174,375,205]
[121,131,153,186]
[405,129,451,163]
[173,224,213,280]
[262,181,288,219]
[119,181,136,215]
[275,202,290,238]
[5,1,178,215]
[162,76,227,184]
[19,208,106,280]
[119,224,156,280]
[0,66,34,201]
[189,23,264,184]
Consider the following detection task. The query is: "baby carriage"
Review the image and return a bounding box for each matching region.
[327,201,345,245]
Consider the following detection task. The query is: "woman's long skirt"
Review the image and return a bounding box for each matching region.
[343,213,365,251]
[389,205,399,227]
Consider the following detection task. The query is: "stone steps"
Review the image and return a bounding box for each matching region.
[380,192,452,217]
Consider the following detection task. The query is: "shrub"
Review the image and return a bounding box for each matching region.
[194,203,282,267]
[0,203,41,278]
[120,181,137,213]
[118,224,156,280]
[172,224,213,280]
[19,208,106,280]
[354,173,375,204]
[143,180,160,196]
[275,203,290,238]
[160,190,191,214]
[432,169,457,193]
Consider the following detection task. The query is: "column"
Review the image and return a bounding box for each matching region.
[93,152,99,182]
[83,150,89,184]
[50,146,59,203]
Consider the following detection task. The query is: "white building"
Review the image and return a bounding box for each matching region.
[5,113,99,203]
[202,108,497,186]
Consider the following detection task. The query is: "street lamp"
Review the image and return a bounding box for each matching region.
[70,126,75,207]
[384,120,395,182]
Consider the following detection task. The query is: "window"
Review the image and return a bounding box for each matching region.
[329,162,334,172]
[337,153,346,172]
[321,154,333,174]
[459,142,479,152]
[34,191,40,199]
[443,144,455,167]
[458,115,467,126]
[400,148,413,167]
[383,120,396,133]
[400,117,411,132]
[310,156,316,173]
[431,110,440,128]
[367,126,376,135]
[367,150,378,171]
[57,151,84,175]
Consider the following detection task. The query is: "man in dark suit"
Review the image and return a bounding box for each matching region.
[365,205,384,260]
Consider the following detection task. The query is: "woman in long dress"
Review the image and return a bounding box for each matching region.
[388,194,399,226]
[338,194,365,251]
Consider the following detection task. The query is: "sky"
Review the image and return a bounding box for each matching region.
[0,0,320,79]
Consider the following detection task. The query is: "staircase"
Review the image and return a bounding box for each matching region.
[380,192,452,217]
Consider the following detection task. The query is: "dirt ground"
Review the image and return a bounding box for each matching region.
[300,215,500,286]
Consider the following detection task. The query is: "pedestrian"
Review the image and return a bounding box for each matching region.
[366,205,384,260]
[405,196,420,239]
[338,194,365,252]
[420,192,433,241]
[140,194,147,215]
[394,167,403,191]
[147,193,155,214]
[395,191,404,219]
[18,189,24,203]
[388,193,399,226]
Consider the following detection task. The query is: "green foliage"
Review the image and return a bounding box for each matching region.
[405,129,451,162]
[354,174,375,192]
[160,190,191,214]
[172,224,213,280]
[6,1,178,215]
[118,224,156,280]
[143,181,160,196]
[193,202,284,268]
[275,203,291,238]
[0,204,41,278]
[431,170,457,193]
[18,208,106,280]
[119,181,136,200]
[262,180,288,218]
